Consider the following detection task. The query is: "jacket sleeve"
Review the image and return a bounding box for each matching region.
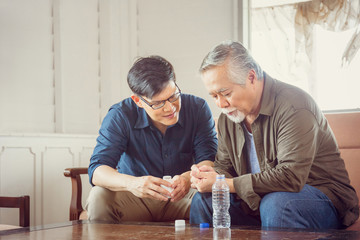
[213,113,239,178]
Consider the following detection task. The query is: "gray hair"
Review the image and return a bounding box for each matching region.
[199,40,263,85]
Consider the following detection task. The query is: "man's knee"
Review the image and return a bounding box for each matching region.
[86,186,116,221]
[260,191,293,227]
[87,186,114,205]
[191,192,212,208]
[259,190,339,229]
[190,192,212,224]
[260,191,284,214]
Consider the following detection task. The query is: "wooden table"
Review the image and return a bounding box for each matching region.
[1,221,359,239]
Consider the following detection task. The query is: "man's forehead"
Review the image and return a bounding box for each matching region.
[202,67,234,93]
[207,87,228,95]
[149,83,177,101]
[215,88,230,93]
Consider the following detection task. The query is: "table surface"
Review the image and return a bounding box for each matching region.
[1,221,359,240]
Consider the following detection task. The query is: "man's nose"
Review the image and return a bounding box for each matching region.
[163,100,174,111]
[216,96,229,108]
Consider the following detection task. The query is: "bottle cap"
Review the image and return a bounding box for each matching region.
[200,223,209,228]
[175,219,185,227]
[163,175,172,180]
[216,174,225,179]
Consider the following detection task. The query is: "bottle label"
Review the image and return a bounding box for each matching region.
[161,176,173,198]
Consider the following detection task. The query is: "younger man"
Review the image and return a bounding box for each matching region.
[87,55,217,222]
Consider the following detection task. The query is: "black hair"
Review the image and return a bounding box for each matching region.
[127,55,176,99]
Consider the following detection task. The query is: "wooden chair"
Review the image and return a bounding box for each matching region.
[0,195,30,229]
[63,167,88,221]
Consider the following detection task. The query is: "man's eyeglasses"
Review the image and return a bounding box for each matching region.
[138,84,181,110]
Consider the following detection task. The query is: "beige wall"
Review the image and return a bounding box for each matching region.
[0,0,246,135]
[0,0,246,226]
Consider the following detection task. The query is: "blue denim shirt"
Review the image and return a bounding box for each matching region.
[88,94,218,185]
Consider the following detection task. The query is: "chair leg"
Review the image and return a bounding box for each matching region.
[19,195,30,227]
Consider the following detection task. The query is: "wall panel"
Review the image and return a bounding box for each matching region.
[0,148,35,226]
[43,148,73,224]
[0,0,54,133]
[58,0,101,134]
[0,134,96,226]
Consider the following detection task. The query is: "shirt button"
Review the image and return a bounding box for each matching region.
[165,154,168,158]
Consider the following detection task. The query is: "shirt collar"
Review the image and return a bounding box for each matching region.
[134,108,151,129]
[177,105,185,128]
[258,72,276,117]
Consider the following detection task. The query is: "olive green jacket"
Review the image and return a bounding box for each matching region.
[214,73,359,227]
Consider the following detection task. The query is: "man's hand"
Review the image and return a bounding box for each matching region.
[170,175,191,202]
[190,165,218,192]
[128,176,172,201]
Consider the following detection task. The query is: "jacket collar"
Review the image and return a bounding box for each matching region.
[258,72,276,117]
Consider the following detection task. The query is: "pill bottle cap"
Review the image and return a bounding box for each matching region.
[200,223,209,228]
[175,219,185,227]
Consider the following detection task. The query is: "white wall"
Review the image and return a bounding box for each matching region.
[0,0,55,133]
[0,0,244,226]
[136,0,236,117]
[0,0,132,135]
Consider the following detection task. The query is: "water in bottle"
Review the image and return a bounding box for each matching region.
[212,174,230,228]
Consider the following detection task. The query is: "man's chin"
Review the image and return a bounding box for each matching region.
[162,114,179,126]
[226,113,245,123]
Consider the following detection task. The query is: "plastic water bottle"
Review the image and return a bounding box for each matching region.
[212,174,230,228]
[213,228,231,240]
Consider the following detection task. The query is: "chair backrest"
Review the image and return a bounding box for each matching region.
[64,167,89,220]
[324,111,360,202]
[0,195,30,227]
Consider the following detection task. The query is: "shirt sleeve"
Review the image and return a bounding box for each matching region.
[88,107,129,186]
[234,109,320,210]
[213,114,240,178]
[192,100,218,163]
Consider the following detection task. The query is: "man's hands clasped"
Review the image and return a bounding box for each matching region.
[190,165,218,192]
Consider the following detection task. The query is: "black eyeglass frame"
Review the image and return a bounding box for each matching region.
[138,83,181,110]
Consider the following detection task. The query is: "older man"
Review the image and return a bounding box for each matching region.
[189,40,359,229]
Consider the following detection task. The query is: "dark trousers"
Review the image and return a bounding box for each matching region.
[190,184,341,229]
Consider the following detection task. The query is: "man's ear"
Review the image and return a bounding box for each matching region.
[131,94,144,108]
[247,69,257,84]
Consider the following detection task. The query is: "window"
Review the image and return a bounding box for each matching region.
[250,1,360,111]
[314,26,360,110]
